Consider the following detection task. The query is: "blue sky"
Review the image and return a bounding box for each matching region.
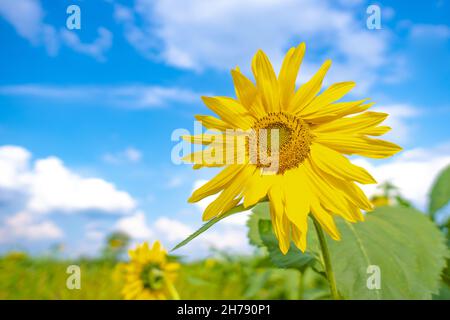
[0,0,449,258]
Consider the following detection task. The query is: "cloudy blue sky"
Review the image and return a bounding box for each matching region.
[0,0,449,258]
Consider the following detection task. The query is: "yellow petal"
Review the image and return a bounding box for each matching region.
[231,68,266,118]
[164,262,181,272]
[315,134,402,158]
[252,50,280,112]
[278,43,306,110]
[202,96,254,129]
[283,168,311,252]
[310,143,376,184]
[289,59,332,113]
[314,111,388,135]
[242,168,277,208]
[195,115,231,131]
[181,133,222,145]
[304,100,372,124]
[321,172,373,212]
[202,165,255,220]
[299,81,355,117]
[291,223,307,252]
[268,183,290,254]
[310,198,341,241]
[362,125,391,136]
[303,159,351,217]
[283,167,310,238]
[189,165,245,203]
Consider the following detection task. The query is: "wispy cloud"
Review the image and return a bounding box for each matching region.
[0,84,201,109]
[113,0,402,93]
[60,27,113,62]
[0,0,58,55]
[0,0,113,60]
[102,147,143,165]
[0,211,63,243]
[409,24,450,40]
[114,211,153,239]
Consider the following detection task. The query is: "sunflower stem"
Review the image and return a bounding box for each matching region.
[311,216,340,300]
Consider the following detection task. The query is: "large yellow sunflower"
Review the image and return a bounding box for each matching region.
[122,241,180,300]
[183,43,401,254]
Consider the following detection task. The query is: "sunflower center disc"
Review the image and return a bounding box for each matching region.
[251,112,313,174]
[141,263,164,290]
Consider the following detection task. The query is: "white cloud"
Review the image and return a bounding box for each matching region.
[154,217,193,241]
[0,84,200,109]
[410,24,450,39]
[166,176,183,189]
[372,104,420,144]
[24,157,135,214]
[354,143,450,209]
[115,211,153,239]
[114,0,400,93]
[0,145,138,243]
[152,215,251,255]
[113,3,160,60]
[0,145,31,188]
[0,0,58,55]
[201,227,251,251]
[60,27,113,62]
[103,147,142,164]
[0,211,63,243]
[85,222,105,241]
[0,0,112,59]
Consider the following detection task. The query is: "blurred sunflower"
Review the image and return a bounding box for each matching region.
[122,241,180,300]
[4,251,28,262]
[371,195,391,208]
[184,43,401,254]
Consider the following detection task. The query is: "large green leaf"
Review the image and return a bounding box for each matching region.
[429,164,450,217]
[172,204,254,251]
[326,206,447,299]
[256,203,447,299]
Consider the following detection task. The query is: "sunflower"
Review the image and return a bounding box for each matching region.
[122,241,180,300]
[183,43,401,254]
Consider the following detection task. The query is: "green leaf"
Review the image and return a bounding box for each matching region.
[326,206,447,299]
[172,204,253,251]
[258,219,319,271]
[429,165,450,217]
[247,202,270,247]
[255,202,447,299]
[433,282,450,300]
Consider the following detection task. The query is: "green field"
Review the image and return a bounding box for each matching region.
[0,251,331,300]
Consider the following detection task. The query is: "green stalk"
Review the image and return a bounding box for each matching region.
[311,216,340,300]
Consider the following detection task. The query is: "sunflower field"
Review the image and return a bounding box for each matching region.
[1,163,449,300]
